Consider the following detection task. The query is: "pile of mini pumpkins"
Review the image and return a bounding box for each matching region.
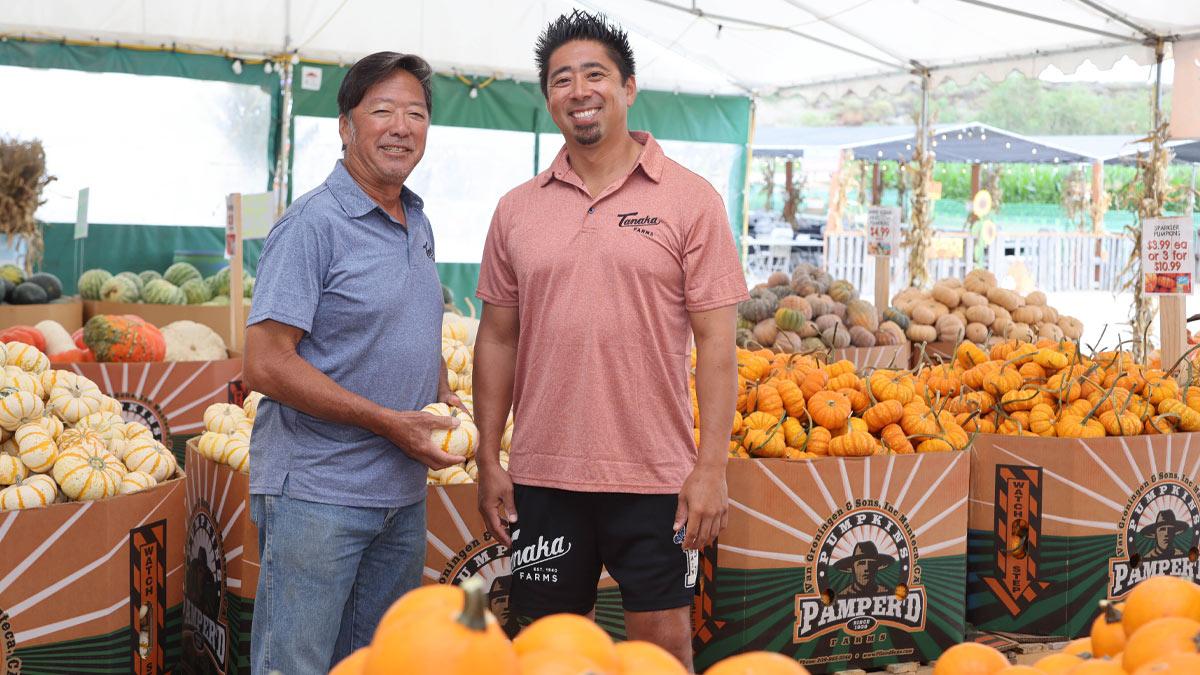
[704,348,970,460]
[914,339,1199,438]
[196,394,262,473]
[737,264,904,356]
[0,342,177,510]
[929,574,1200,674]
[890,269,1084,346]
[328,575,811,675]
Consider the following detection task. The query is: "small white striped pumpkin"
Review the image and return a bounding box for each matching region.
[0,453,28,485]
[421,403,479,459]
[4,342,49,374]
[98,396,123,415]
[0,388,45,431]
[57,428,109,459]
[123,440,176,482]
[243,391,264,420]
[15,423,58,473]
[0,474,58,510]
[75,411,126,440]
[4,366,44,398]
[40,368,79,393]
[456,393,474,416]
[48,381,102,425]
[122,422,154,442]
[52,448,123,500]
[441,342,472,374]
[35,414,65,440]
[500,424,513,453]
[224,441,249,473]
[197,431,230,460]
[204,404,246,434]
[446,369,461,391]
[119,471,158,495]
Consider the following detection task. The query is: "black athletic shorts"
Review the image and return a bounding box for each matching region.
[508,484,699,616]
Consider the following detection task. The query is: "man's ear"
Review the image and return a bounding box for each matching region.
[625,74,637,108]
[338,114,351,152]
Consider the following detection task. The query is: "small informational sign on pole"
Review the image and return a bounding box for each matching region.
[74,188,90,240]
[868,206,900,310]
[1142,216,1193,295]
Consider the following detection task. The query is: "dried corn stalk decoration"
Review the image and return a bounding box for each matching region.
[0,137,55,272]
[1117,122,1173,363]
[904,130,935,288]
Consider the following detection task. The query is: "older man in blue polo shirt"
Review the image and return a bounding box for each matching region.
[243,51,463,675]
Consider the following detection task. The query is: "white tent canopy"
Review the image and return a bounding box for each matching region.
[4,0,1199,97]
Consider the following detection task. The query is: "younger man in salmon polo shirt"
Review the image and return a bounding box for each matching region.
[473,10,748,670]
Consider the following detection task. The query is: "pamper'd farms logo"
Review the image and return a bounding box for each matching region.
[795,504,926,640]
[1109,474,1200,598]
[439,531,517,638]
[182,501,229,673]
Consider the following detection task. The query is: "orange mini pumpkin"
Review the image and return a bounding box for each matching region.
[1091,600,1126,658]
[1123,617,1200,672]
[808,391,851,430]
[1122,576,1200,636]
[613,641,686,675]
[706,651,811,675]
[513,613,619,673]
[931,642,1008,675]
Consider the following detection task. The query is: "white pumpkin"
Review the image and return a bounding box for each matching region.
[97,396,123,415]
[40,369,79,393]
[57,428,109,459]
[421,402,479,459]
[0,454,28,485]
[243,391,264,419]
[442,318,468,343]
[15,423,57,473]
[48,380,102,424]
[123,440,177,482]
[123,422,154,442]
[446,369,461,391]
[441,342,472,374]
[119,471,158,495]
[161,320,228,362]
[443,466,473,484]
[4,366,44,398]
[75,411,126,440]
[52,448,124,500]
[500,424,513,453]
[0,474,58,510]
[225,441,249,473]
[35,414,65,439]
[0,388,45,431]
[4,342,49,374]
[204,404,246,434]
[197,431,230,461]
[456,393,473,416]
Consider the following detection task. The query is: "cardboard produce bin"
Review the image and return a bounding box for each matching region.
[0,298,84,332]
[426,453,968,673]
[831,343,909,370]
[71,354,244,467]
[83,300,249,348]
[0,476,186,674]
[180,441,258,675]
[968,432,1200,638]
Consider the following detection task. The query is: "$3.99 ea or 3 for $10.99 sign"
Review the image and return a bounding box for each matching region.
[1143,215,1195,295]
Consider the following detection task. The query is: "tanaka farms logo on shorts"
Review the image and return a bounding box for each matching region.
[1,606,19,675]
[183,501,229,672]
[1109,473,1200,598]
[794,503,926,640]
[439,531,517,637]
[114,393,170,445]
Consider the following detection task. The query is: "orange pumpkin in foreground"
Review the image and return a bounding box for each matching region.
[1123,617,1200,673]
[705,651,811,674]
[932,642,1009,675]
[1122,576,1200,636]
[513,613,619,674]
[614,641,686,674]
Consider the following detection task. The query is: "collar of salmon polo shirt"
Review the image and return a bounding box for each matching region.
[538,130,665,191]
[326,159,425,221]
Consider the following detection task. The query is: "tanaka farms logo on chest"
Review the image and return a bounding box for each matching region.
[1109,473,1200,598]
[794,503,926,640]
[616,211,661,238]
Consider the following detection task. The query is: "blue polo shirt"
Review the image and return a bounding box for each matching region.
[247,160,442,508]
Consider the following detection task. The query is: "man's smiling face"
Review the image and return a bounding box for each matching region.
[544,39,636,146]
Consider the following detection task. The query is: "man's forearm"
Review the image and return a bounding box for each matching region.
[694,337,736,468]
[250,348,393,436]
[473,337,517,468]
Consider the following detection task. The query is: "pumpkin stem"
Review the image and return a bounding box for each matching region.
[457,575,489,632]
[1099,599,1122,624]
[1164,341,1200,382]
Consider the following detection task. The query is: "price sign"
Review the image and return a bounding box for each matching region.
[74,188,89,240]
[1142,216,1194,295]
[867,206,901,257]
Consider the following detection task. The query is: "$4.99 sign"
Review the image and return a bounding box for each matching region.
[867,207,901,257]
[1143,216,1194,295]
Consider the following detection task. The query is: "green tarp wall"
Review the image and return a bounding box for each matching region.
[2,40,752,306]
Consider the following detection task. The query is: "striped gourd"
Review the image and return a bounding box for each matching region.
[119,471,157,494]
[123,422,154,442]
[243,391,263,420]
[35,415,65,440]
[123,439,176,482]
[4,366,44,398]
[4,342,49,374]
[75,411,126,440]
[57,428,109,458]
[98,396,123,415]
[0,474,58,510]
[225,441,249,473]
[52,448,123,500]
[40,369,80,395]
[15,423,57,473]
[48,380,103,424]
[441,342,472,374]
[0,454,28,485]
[203,404,246,434]
[198,431,229,460]
[420,403,478,459]
[0,388,45,431]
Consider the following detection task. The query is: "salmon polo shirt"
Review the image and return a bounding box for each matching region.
[476,132,749,493]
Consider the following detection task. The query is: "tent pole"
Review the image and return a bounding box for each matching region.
[272,59,294,214]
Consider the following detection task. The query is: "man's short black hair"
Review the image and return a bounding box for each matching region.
[535,10,635,97]
[337,51,433,117]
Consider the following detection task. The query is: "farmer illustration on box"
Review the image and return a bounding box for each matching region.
[1142,510,1189,560]
[835,541,895,597]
